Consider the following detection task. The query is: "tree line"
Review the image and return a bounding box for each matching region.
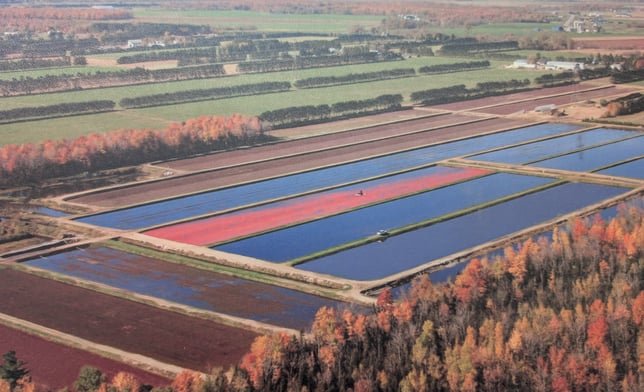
[438,40,519,55]
[239,50,401,74]
[604,93,644,117]
[0,57,73,72]
[410,78,531,105]
[119,81,292,109]
[294,68,416,89]
[0,64,225,96]
[534,72,576,87]
[418,60,490,74]
[0,114,267,187]
[259,94,403,129]
[0,100,115,124]
[4,200,642,392]
[611,69,644,84]
[116,48,217,65]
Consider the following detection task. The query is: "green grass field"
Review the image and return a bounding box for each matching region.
[0,57,550,146]
[133,8,384,34]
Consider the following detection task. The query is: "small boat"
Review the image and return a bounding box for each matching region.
[376,229,390,236]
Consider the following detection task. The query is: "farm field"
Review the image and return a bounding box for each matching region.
[1,2,642,387]
[68,116,531,209]
[24,246,353,330]
[597,158,644,179]
[214,173,556,263]
[527,136,644,172]
[297,182,629,281]
[144,166,490,245]
[469,127,639,164]
[472,86,638,115]
[429,83,609,112]
[0,323,171,389]
[0,56,541,146]
[0,268,259,372]
[73,122,575,229]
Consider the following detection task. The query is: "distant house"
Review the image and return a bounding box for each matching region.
[545,61,585,71]
[510,59,537,69]
[127,39,143,48]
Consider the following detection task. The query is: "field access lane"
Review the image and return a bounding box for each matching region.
[144,167,490,245]
[70,117,528,208]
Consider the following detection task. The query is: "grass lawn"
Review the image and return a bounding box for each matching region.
[0,60,549,146]
[0,56,503,110]
[132,8,383,34]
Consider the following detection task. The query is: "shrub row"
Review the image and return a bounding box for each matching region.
[294,68,416,89]
[410,78,531,105]
[0,57,71,71]
[238,52,401,74]
[418,60,490,74]
[116,48,216,64]
[0,64,225,96]
[438,40,519,55]
[611,68,644,84]
[0,100,115,123]
[534,72,576,87]
[119,81,291,109]
[259,94,403,129]
[606,93,644,116]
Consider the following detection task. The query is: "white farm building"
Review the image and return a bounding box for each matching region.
[545,61,586,71]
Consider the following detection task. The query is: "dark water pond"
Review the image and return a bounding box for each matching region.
[26,247,356,330]
[533,136,644,172]
[214,173,554,261]
[597,157,644,179]
[76,123,579,230]
[297,182,628,281]
[470,128,636,164]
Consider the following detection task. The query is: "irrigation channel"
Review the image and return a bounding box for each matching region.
[68,123,644,286]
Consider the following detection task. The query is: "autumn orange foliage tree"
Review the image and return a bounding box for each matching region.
[17,200,644,392]
[0,114,266,187]
[224,200,644,391]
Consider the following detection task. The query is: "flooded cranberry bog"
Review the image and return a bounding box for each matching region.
[144,166,490,245]
[9,98,643,384]
[76,122,580,230]
[69,123,644,284]
[24,246,358,330]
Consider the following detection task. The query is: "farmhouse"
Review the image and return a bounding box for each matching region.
[545,61,585,71]
[127,39,143,48]
[509,59,537,69]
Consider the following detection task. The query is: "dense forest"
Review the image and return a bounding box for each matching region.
[3,200,642,391]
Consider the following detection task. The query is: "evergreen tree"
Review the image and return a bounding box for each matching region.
[0,351,29,392]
